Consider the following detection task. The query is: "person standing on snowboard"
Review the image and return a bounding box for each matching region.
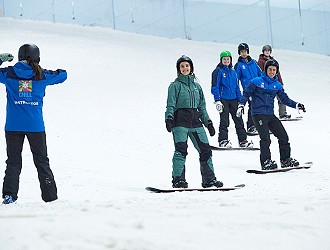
[211,50,253,148]
[0,44,67,204]
[236,59,305,170]
[165,55,223,188]
[234,43,262,134]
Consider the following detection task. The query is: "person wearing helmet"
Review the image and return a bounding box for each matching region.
[234,43,262,135]
[236,59,306,170]
[0,44,67,204]
[211,50,253,148]
[165,55,223,188]
[258,45,291,119]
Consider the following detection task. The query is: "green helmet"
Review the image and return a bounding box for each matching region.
[220,50,231,60]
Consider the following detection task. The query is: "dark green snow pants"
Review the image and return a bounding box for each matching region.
[171,126,216,183]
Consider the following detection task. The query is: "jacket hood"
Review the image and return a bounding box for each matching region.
[219,63,232,70]
[238,55,252,63]
[259,54,273,60]
[13,61,35,79]
[215,62,232,70]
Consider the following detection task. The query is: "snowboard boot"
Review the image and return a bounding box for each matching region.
[279,114,292,119]
[239,139,254,148]
[202,179,223,188]
[219,140,232,148]
[2,195,16,204]
[262,159,278,170]
[280,157,299,168]
[172,179,188,188]
[247,126,258,134]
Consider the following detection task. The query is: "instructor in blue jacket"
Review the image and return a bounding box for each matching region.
[0,44,67,204]
[236,59,305,170]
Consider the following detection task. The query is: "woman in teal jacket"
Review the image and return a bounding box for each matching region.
[0,44,67,204]
[165,55,222,188]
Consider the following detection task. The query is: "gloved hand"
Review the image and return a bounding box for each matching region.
[0,53,14,62]
[236,104,244,117]
[165,117,174,132]
[214,100,224,113]
[296,103,306,113]
[207,122,216,137]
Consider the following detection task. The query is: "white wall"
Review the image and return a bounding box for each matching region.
[1,0,329,56]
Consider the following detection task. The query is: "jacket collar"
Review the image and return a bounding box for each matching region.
[177,74,195,84]
[261,72,278,83]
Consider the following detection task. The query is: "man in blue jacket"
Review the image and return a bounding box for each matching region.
[0,44,67,204]
[234,43,262,134]
[236,59,305,170]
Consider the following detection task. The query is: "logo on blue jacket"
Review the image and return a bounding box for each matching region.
[19,80,32,98]
[261,82,265,88]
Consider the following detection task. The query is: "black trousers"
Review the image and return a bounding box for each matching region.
[2,131,58,202]
[218,99,247,143]
[252,114,291,165]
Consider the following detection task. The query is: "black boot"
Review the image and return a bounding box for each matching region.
[202,179,223,188]
[172,178,188,188]
[262,159,278,170]
[280,157,299,168]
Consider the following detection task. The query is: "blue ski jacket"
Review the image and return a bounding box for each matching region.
[234,56,262,90]
[211,64,242,102]
[0,60,67,132]
[240,73,297,115]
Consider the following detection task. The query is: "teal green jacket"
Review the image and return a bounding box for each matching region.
[165,74,212,128]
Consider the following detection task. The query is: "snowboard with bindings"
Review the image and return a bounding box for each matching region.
[210,145,259,151]
[279,116,303,121]
[247,131,273,136]
[246,162,312,174]
[146,184,245,193]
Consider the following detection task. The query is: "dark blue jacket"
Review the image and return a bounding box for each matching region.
[211,64,242,102]
[240,73,297,115]
[0,60,67,132]
[234,56,262,90]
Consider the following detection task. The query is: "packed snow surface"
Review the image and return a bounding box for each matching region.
[0,18,330,250]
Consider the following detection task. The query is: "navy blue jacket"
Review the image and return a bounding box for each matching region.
[234,56,262,90]
[240,73,297,115]
[211,64,242,102]
[0,60,67,132]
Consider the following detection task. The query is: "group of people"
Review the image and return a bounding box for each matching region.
[165,43,306,188]
[0,42,306,203]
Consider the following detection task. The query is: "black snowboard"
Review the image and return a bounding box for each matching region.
[210,145,259,151]
[279,116,303,121]
[145,184,245,193]
[247,131,273,136]
[246,162,312,174]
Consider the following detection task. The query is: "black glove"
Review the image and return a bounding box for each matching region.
[297,103,306,112]
[207,122,216,137]
[165,117,173,132]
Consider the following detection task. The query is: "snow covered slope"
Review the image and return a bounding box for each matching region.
[0,18,330,250]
